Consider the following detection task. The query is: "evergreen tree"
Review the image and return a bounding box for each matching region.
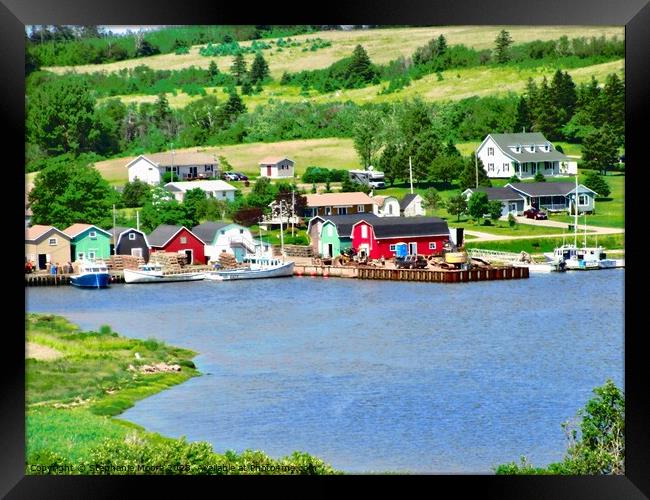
[584,171,611,198]
[532,77,561,140]
[249,52,270,84]
[534,171,546,182]
[436,34,448,55]
[581,124,620,175]
[550,70,577,130]
[514,97,533,133]
[241,78,253,96]
[346,45,377,86]
[601,73,625,146]
[494,30,514,63]
[219,90,247,124]
[458,153,491,191]
[208,60,220,80]
[230,52,248,85]
[443,139,461,157]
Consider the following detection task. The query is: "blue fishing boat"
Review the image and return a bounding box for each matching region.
[70,261,111,288]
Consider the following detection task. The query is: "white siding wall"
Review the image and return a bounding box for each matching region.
[128,157,161,185]
[478,137,514,179]
[374,198,401,217]
[259,160,295,178]
[205,226,255,261]
[404,196,425,217]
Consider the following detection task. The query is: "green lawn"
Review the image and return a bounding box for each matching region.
[465,233,625,253]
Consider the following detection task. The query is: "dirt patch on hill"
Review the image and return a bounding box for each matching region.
[26,342,63,361]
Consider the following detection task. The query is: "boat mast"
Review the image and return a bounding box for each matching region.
[279,201,285,261]
[574,175,578,247]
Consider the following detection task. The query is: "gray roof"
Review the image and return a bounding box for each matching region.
[369,217,449,239]
[489,133,570,163]
[148,224,186,247]
[399,193,419,210]
[465,187,524,201]
[507,182,596,197]
[192,222,231,243]
[310,213,380,237]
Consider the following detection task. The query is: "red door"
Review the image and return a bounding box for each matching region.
[267,165,272,176]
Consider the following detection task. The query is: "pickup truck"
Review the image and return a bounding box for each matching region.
[395,255,428,269]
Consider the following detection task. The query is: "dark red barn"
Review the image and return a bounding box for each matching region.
[351,217,449,259]
[147,224,206,264]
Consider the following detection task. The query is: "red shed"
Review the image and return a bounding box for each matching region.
[351,217,450,259]
[147,224,206,265]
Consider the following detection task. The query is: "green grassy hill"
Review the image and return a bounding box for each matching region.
[44,25,623,78]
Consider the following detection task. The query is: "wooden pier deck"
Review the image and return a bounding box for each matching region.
[294,264,529,282]
[25,271,126,286]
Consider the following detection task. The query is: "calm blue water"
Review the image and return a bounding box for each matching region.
[25,270,624,473]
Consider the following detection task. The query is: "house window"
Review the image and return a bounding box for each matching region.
[77,252,84,260]
[358,205,365,213]
[488,163,494,172]
[545,144,550,152]
[389,244,396,251]
[129,233,136,240]
[89,231,97,239]
[429,242,437,250]
[361,225,368,238]
[515,146,521,153]
[220,230,225,235]
[48,238,57,246]
[503,163,510,172]
[88,251,96,260]
[180,236,187,244]
[338,207,348,215]
[488,147,494,156]
[523,164,529,173]
[240,229,244,234]
[325,207,332,215]
[205,165,213,172]
[578,194,588,206]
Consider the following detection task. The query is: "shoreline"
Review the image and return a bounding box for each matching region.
[25,313,336,475]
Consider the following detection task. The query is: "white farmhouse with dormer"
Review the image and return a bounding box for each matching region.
[476,132,577,179]
[126,152,219,185]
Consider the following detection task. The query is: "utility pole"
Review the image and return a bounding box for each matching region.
[170,143,175,182]
[112,204,116,255]
[475,149,479,189]
[291,187,295,238]
[279,201,285,260]
[136,210,140,232]
[408,156,414,194]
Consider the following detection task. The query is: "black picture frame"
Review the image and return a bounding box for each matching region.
[4,1,647,497]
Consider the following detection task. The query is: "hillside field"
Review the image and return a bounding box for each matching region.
[44,25,624,79]
[101,59,624,110]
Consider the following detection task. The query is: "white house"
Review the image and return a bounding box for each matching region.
[476,132,577,179]
[259,156,295,179]
[400,194,426,217]
[372,195,401,217]
[127,152,219,185]
[164,180,237,202]
[192,222,272,263]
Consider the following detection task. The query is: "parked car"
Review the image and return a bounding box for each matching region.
[523,207,548,220]
[395,255,428,269]
[222,172,239,181]
[234,172,249,181]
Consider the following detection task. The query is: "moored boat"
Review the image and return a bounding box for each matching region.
[70,261,111,288]
[123,263,206,284]
[205,257,294,281]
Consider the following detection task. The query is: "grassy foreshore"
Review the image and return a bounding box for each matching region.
[26,313,337,475]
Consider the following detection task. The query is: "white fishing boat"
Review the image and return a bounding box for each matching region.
[205,257,294,281]
[123,263,205,284]
[513,261,565,273]
[546,176,619,271]
[205,202,295,281]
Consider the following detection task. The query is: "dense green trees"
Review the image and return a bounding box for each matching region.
[467,191,490,220]
[581,124,620,175]
[121,180,152,208]
[352,108,384,168]
[458,154,491,191]
[446,194,468,222]
[29,159,119,228]
[26,77,99,155]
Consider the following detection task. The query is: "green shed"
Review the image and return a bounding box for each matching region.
[63,224,112,262]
